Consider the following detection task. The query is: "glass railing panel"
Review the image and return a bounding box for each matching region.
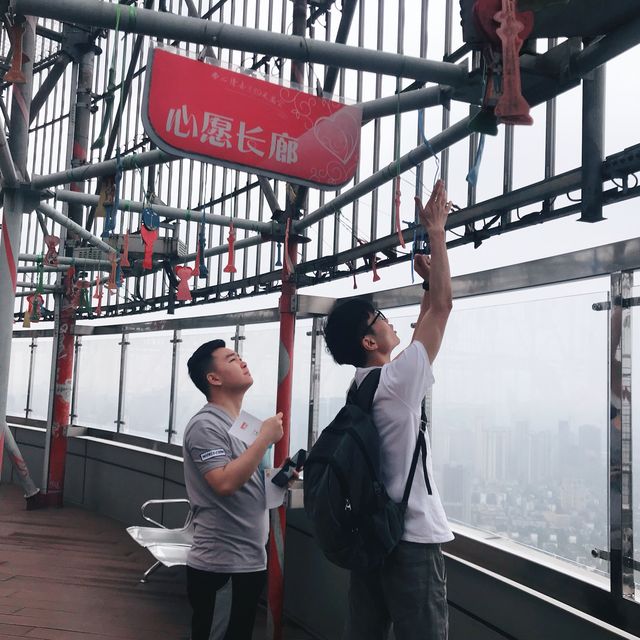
[430,280,610,578]
[122,331,173,440]
[241,322,280,421]
[173,326,237,445]
[7,339,31,417]
[29,337,53,420]
[289,318,312,456]
[75,335,122,431]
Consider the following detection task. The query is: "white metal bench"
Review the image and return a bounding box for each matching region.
[126,498,194,583]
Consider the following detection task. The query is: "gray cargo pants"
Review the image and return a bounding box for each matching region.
[343,542,448,640]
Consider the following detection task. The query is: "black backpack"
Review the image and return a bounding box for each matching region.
[304,368,431,571]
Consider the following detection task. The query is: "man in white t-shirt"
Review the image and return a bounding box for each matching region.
[323,179,454,640]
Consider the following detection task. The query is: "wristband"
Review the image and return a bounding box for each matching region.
[421,280,430,292]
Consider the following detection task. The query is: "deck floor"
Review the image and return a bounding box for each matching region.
[0,484,314,640]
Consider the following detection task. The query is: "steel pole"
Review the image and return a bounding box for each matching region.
[0,15,39,498]
[31,148,174,190]
[13,0,468,86]
[580,59,605,223]
[609,271,634,599]
[267,4,305,639]
[41,38,98,504]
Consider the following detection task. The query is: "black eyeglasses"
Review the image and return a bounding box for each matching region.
[363,309,387,334]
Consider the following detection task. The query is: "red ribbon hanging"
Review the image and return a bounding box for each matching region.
[223,224,237,274]
[175,265,195,301]
[107,253,118,291]
[93,273,103,316]
[44,235,60,266]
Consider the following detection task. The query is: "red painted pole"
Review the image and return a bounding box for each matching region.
[266,2,306,636]
[41,40,95,506]
[43,269,77,505]
[267,237,297,640]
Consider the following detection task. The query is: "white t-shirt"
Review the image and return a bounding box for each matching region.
[354,341,454,544]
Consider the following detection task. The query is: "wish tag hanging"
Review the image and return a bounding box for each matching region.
[76,279,92,312]
[175,265,195,301]
[27,293,44,323]
[141,207,160,271]
[43,235,60,266]
[93,273,103,316]
[223,224,237,274]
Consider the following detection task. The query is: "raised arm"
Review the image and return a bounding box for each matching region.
[412,180,453,363]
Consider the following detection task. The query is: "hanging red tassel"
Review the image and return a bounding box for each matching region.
[93,273,103,316]
[107,252,118,291]
[175,265,195,301]
[371,254,381,282]
[394,176,405,248]
[283,218,295,276]
[44,235,60,266]
[5,22,26,84]
[223,224,237,273]
[120,231,130,268]
[494,0,533,125]
[348,261,357,290]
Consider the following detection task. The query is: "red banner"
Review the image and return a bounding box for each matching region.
[142,47,362,189]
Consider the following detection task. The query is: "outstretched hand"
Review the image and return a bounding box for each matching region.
[415,179,452,234]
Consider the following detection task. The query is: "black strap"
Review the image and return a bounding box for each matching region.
[349,371,432,504]
[401,399,432,506]
[347,368,382,412]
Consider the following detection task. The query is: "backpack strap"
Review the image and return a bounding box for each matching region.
[347,368,382,412]
[401,399,433,506]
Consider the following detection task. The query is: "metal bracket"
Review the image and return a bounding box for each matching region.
[592,297,640,311]
[592,548,640,572]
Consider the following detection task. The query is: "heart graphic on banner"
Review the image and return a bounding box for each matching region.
[312,106,361,165]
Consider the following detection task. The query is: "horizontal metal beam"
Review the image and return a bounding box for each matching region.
[13,0,468,85]
[19,253,111,269]
[37,202,117,254]
[31,148,174,190]
[573,11,640,77]
[295,115,472,231]
[360,86,444,121]
[450,143,640,229]
[17,265,69,273]
[16,279,58,292]
[72,307,282,336]
[53,190,276,234]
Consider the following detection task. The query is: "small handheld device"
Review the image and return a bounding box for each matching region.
[271,449,306,487]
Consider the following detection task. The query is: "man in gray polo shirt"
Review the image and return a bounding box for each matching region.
[183,339,283,640]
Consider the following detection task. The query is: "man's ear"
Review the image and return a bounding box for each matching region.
[207,371,222,387]
[361,334,377,353]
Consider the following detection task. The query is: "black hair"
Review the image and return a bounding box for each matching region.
[187,339,226,397]
[323,299,376,367]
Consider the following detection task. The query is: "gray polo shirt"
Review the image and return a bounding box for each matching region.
[183,403,268,572]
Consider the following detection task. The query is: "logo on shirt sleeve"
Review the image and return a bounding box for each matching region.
[200,448,226,461]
